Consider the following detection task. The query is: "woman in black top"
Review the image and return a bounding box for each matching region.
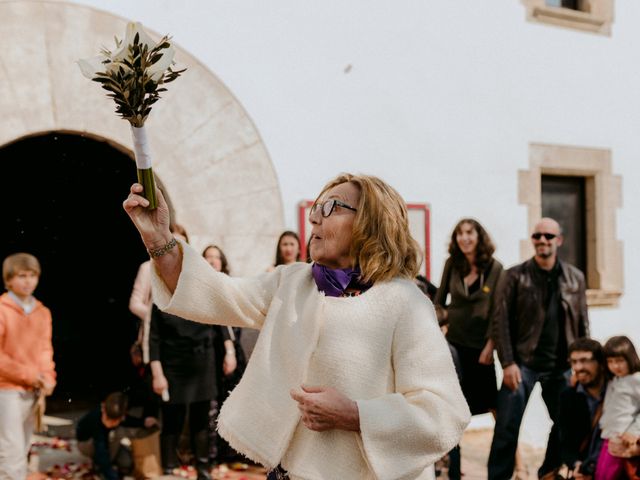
[434,218,503,479]
[149,305,218,479]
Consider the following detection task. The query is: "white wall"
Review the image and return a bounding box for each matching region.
[61,0,640,445]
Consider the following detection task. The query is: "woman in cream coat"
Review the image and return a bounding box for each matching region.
[124,173,470,480]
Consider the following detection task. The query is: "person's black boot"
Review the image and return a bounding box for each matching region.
[160,433,180,474]
[196,461,212,480]
[192,424,212,480]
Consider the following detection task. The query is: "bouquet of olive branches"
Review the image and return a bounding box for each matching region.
[78,22,185,209]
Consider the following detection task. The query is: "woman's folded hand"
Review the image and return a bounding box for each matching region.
[290,385,360,432]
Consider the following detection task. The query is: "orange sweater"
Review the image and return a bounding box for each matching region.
[0,292,56,391]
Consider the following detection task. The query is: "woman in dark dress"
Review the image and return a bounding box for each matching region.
[434,218,503,479]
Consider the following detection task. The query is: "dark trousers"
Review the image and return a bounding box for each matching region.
[161,400,211,469]
[488,365,566,480]
[447,343,463,480]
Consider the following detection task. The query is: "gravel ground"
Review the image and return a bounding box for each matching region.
[31,427,546,480]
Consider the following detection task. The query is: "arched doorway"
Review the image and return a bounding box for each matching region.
[0,0,284,279]
[0,132,149,412]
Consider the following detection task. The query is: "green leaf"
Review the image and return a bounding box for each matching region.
[149,53,163,65]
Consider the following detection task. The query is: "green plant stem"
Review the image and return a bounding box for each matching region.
[137,167,157,210]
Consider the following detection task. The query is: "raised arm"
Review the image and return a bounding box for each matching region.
[123,183,180,293]
[124,183,283,331]
[150,241,282,330]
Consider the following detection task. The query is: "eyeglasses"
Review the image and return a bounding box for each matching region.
[531,232,557,241]
[309,199,357,218]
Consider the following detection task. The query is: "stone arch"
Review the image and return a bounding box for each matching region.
[0,0,283,275]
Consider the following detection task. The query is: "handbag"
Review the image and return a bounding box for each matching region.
[130,427,163,479]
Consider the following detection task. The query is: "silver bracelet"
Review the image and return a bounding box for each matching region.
[148,237,178,258]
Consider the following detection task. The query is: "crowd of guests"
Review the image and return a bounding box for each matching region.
[431,216,639,480]
[1,177,640,479]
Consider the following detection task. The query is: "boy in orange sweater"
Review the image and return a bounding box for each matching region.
[0,252,56,479]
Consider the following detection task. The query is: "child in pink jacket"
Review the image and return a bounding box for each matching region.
[0,252,56,479]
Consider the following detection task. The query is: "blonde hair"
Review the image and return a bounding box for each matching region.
[3,253,41,284]
[315,173,422,284]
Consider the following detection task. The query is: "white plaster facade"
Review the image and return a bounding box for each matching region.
[3,0,640,447]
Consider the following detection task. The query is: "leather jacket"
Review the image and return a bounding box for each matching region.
[491,258,589,368]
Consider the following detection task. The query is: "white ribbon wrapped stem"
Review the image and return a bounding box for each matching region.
[131,125,153,169]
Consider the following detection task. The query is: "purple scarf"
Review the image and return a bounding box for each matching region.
[311,263,369,297]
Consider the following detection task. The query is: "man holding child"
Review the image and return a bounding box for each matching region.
[557,338,608,479]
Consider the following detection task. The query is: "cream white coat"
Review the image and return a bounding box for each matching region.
[152,241,470,480]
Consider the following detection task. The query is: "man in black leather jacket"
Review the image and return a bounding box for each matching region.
[488,218,589,480]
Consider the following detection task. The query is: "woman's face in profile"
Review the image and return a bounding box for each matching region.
[456,222,478,257]
[204,247,223,272]
[309,182,360,269]
[279,235,299,264]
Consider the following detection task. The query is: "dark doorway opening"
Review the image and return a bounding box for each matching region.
[541,175,587,276]
[0,132,149,413]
